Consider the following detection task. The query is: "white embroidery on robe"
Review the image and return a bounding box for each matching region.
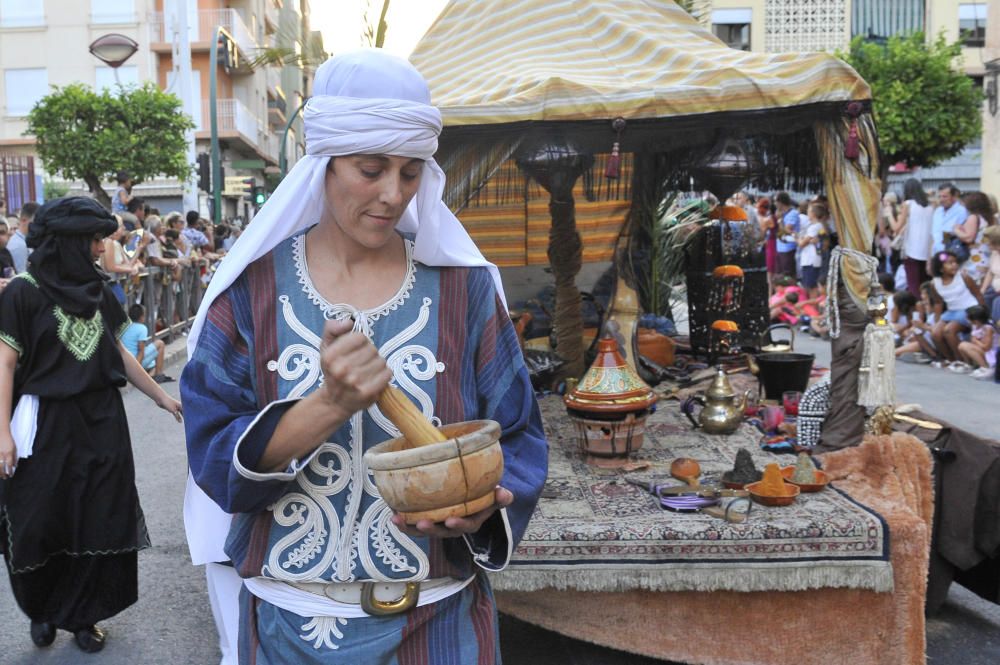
[263,238,443,583]
[300,616,348,650]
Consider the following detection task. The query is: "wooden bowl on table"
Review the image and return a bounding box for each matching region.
[780,466,830,493]
[364,419,504,524]
[746,480,800,506]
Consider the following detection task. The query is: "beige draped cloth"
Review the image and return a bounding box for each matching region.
[814,113,883,451]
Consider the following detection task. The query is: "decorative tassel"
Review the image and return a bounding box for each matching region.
[605,117,626,179]
[604,142,621,179]
[844,102,862,161]
[858,322,896,409]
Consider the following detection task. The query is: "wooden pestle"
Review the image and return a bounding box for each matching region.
[376,385,447,448]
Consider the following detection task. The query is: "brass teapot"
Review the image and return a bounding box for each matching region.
[681,366,750,435]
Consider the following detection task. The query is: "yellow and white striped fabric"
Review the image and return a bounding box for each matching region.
[410,0,871,126]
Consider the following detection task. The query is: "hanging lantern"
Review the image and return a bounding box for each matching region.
[691,136,759,203]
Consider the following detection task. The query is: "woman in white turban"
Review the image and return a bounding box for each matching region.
[180,49,547,664]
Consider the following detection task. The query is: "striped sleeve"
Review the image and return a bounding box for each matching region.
[180,276,299,514]
[463,268,548,570]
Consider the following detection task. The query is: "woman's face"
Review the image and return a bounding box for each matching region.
[322,154,423,251]
[91,234,106,260]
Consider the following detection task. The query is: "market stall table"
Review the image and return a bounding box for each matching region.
[494,395,932,665]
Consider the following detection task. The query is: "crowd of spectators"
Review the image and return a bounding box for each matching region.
[734,179,999,382]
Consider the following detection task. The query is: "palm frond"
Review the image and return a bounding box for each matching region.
[629,193,711,318]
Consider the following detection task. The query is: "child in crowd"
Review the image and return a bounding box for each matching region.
[770,289,802,325]
[980,225,1000,324]
[957,306,998,380]
[928,251,985,368]
[797,202,826,299]
[891,291,917,344]
[120,304,173,383]
[896,282,939,363]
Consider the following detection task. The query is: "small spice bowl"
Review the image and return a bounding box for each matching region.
[780,467,830,493]
[746,481,800,506]
[720,471,760,490]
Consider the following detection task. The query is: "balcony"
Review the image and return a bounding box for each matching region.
[268,98,287,127]
[149,8,257,60]
[197,99,280,165]
[266,68,286,126]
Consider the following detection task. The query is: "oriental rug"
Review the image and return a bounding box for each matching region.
[491,395,892,594]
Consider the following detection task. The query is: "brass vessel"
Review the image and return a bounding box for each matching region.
[682,366,750,435]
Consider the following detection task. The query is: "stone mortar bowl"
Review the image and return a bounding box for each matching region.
[364,420,504,524]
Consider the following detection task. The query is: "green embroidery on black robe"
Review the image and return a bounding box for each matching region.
[53,306,103,362]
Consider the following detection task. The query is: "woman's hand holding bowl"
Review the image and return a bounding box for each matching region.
[390,487,514,539]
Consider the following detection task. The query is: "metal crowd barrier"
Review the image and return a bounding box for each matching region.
[110,264,206,343]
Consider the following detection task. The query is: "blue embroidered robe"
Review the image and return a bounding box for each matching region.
[181,231,547,587]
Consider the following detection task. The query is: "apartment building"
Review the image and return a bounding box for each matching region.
[0,0,320,218]
[707,0,990,77]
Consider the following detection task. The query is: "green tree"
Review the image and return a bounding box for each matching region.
[840,32,982,169]
[25,82,195,209]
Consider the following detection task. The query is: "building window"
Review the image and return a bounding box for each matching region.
[959,4,987,47]
[851,0,925,41]
[95,65,139,93]
[4,68,49,116]
[0,0,44,27]
[712,8,752,51]
[91,0,134,24]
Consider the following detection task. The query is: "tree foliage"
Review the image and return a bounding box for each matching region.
[26,82,195,207]
[840,32,982,169]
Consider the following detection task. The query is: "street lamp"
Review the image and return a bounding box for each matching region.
[89,33,139,84]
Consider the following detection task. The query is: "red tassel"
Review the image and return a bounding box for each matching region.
[845,120,860,160]
[844,102,862,161]
[604,142,621,179]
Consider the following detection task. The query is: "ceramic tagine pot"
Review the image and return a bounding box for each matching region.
[564,336,659,466]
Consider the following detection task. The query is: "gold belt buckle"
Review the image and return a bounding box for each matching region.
[359,582,420,616]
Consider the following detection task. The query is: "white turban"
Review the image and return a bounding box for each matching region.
[182,49,505,566]
[187,48,504,358]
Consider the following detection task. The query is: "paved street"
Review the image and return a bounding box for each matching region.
[1,343,998,664]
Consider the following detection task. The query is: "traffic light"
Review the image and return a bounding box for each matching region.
[253,186,266,206]
[240,177,255,201]
[197,153,210,192]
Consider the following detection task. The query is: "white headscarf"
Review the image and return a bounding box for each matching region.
[187,49,504,357]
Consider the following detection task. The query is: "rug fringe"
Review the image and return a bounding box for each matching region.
[491,562,894,594]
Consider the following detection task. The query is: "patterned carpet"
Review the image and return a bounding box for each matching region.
[492,395,892,594]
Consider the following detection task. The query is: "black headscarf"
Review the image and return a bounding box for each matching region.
[27,197,118,318]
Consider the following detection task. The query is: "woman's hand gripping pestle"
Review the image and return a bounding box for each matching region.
[312,318,512,538]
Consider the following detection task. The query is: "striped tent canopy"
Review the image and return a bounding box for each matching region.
[411,0,870,126]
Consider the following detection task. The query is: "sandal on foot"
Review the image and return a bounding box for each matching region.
[74,625,106,653]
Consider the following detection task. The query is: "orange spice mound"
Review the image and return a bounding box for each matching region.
[757,463,787,496]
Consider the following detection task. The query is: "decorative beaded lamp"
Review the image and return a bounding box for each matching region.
[564,336,659,467]
[708,319,741,363]
[709,265,745,316]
